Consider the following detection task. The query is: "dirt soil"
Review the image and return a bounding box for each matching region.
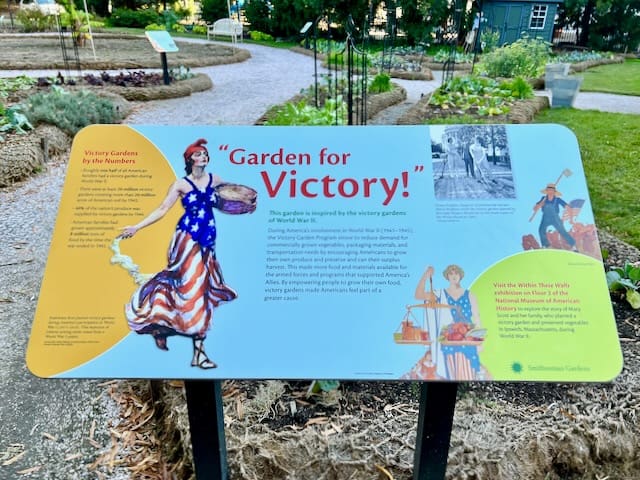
[0,34,250,70]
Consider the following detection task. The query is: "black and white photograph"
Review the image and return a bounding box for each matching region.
[431,125,516,200]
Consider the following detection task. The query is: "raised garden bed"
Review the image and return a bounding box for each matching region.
[0,34,251,70]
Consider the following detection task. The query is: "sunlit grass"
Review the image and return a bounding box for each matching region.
[578,59,640,96]
[534,108,640,248]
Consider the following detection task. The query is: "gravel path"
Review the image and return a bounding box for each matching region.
[127,41,326,125]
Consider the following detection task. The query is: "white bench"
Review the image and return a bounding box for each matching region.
[207,18,243,43]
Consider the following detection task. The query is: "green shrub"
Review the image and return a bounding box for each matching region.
[15,9,55,32]
[145,23,166,31]
[21,87,123,136]
[161,8,180,30]
[171,23,186,33]
[192,24,207,35]
[477,35,551,78]
[480,28,501,53]
[368,73,392,94]
[244,0,271,34]
[199,0,228,24]
[249,30,274,42]
[106,8,161,28]
[607,261,640,309]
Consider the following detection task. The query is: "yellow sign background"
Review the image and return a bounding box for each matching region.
[27,125,181,377]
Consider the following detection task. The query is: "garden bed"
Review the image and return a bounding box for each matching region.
[0,34,250,70]
[254,83,407,125]
[290,46,435,80]
[0,72,211,185]
[396,86,549,125]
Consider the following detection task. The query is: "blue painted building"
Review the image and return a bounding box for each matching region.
[480,0,562,45]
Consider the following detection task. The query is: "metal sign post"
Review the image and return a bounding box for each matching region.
[185,380,228,480]
[145,31,179,85]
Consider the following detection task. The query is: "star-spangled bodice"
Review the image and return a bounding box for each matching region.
[177,174,219,249]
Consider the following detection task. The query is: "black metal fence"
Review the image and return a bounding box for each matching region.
[310,15,370,126]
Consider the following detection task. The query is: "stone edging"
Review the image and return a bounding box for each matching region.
[99,73,213,101]
[568,56,624,73]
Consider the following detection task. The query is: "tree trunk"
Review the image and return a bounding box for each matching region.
[578,0,595,46]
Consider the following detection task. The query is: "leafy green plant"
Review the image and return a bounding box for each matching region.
[169,66,195,81]
[313,39,346,55]
[0,76,37,98]
[106,8,161,28]
[0,104,34,141]
[265,97,347,126]
[371,52,423,72]
[607,261,640,309]
[554,50,613,64]
[193,25,207,35]
[501,76,534,99]
[477,35,551,78]
[428,75,527,116]
[250,31,274,42]
[480,28,501,53]
[307,380,340,395]
[432,49,473,63]
[368,73,392,94]
[15,9,55,32]
[145,23,166,31]
[20,87,123,135]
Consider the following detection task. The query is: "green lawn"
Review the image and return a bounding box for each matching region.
[578,59,640,96]
[534,108,640,249]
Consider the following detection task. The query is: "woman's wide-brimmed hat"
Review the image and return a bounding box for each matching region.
[541,183,562,196]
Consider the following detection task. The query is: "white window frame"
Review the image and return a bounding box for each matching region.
[529,5,548,30]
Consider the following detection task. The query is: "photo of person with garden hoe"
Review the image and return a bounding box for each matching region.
[117,138,257,370]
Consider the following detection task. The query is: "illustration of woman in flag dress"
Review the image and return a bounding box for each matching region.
[120,138,255,369]
[414,265,487,380]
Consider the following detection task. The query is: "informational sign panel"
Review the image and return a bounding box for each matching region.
[145,30,179,53]
[26,124,622,382]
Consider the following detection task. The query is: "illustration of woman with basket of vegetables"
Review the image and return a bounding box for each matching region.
[415,265,488,380]
[118,138,256,369]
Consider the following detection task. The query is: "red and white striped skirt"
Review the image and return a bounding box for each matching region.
[126,229,237,339]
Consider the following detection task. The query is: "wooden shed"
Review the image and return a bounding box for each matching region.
[480,0,562,45]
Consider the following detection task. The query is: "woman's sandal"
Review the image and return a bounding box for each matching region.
[191,344,217,369]
[152,331,168,351]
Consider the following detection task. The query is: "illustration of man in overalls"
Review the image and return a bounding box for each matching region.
[532,183,577,251]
